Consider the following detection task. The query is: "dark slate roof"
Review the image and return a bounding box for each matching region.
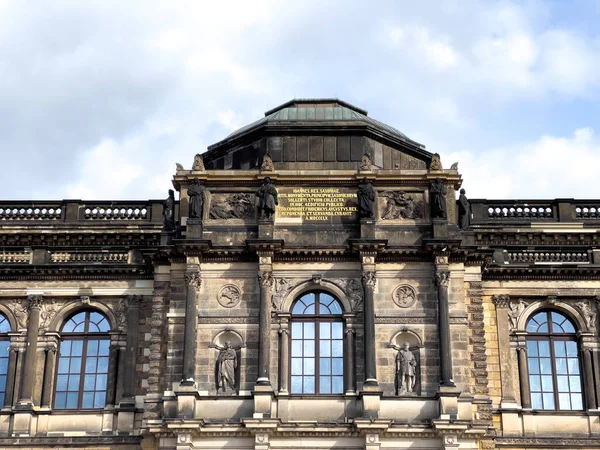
[215,98,423,149]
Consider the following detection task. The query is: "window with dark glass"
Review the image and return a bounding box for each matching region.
[0,314,10,406]
[526,310,582,410]
[54,311,110,409]
[290,292,344,394]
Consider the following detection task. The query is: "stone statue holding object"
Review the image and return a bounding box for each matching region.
[187,178,205,219]
[256,177,278,220]
[430,178,447,220]
[357,177,376,219]
[162,189,176,232]
[217,341,238,394]
[395,342,417,395]
[458,188,470,229]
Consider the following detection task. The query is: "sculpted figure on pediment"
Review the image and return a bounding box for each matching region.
[209,193,255,220]
[380,191,424,220]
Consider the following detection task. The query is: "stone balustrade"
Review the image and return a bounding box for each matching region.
[0,251,30,264]
[470,199,600,224]
[50,252,129,263]
[0,200,163,224]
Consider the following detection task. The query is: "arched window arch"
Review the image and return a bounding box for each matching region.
[290,291,344,394]
[54,310,110,409]
[0,314,11,406]
[526,310,582,410]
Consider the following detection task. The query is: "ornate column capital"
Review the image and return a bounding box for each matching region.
[258,271,274,288]
[127,295,142,309]
[492,294,511,308]
[434,270,450,288]
[185,271,202,292]
[361,271,376,289]
[27,295,43,311]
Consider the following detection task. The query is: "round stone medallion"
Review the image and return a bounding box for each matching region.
[217,284,242,308]
[392,284,417,308]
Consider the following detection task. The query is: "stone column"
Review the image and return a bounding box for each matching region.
[105,344,120,407]
[181,270,201,386]
[344,323,356,394]
[434,270,454,387]
[121,295,141,407]
[516,343,531,409]
[492,294,517,406]
[278,317,290,394]
[257,270,274,385]
[17,295,42,407]
[3,347,18,408]
[582,347,597,410]
[40,345,57,408]
[361,270,377,386]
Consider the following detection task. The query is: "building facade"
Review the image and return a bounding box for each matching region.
[0,98,599,449]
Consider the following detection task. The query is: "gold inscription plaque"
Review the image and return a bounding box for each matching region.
[277,187,358,223]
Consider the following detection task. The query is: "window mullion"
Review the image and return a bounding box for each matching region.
[79,336,88,409]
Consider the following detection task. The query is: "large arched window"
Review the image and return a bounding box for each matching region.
[0,314,10,406]
[526,310,582,410]
[54,311,110,409]
[290,291,343,394]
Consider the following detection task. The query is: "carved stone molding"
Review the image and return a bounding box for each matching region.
[209,193,255,220]
[359,152,372,171]
[40,299,64,331]
[10,298,28,329]
[185,272,202,293]
[261,152,274,171]
[361,271,376,289]
[217,284,242,308]
[113,298,128,333]
[492,294,510,309]
[434,271,450,287]
[192,153,205,171]
[272,278,294,311]
[575,299,597,332]
[392,285,417,308]
[337,278,363,312]
[379,191,425,220]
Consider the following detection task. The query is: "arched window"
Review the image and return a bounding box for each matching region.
[54,311,110,409]
[290,291,343,394]
[0,314,10,406]
[526,310,582,410]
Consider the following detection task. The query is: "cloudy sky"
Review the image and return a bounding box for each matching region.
[1,0,599,201]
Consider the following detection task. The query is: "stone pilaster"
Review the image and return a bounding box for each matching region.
[181,270,201,386]
[278,315,290,394]
[257,268,273,385]
[434,265,454,388]
[40,344,57,408]
[121,295,141,407]
[516,340,531,409]
[17,295,42,408]
[105,344,119,408]
[581,347,597,410]
[344,320,356,394]
[361,263,377,386]
[3,346,17,408]
[492,294,517,408]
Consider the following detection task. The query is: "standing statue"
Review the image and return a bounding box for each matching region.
[256,177,278,220]
[162,189,176,232]
[430,178,447,220]
[458,188,470,229]
[188,178,205,219]
[357,177,376,219]
[217,341,238,394]
[396,342,417,394]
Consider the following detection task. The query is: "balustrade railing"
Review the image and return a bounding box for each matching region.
[0,200,163,224]
[506,250,590,264]
[50,252,129,263]
[471,199,600,224]
[0,251,30,264]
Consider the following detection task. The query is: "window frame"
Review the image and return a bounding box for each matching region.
[289,291,344,395]
[525,310,583,411]
[0,314,11,406]
[53,310,111,410]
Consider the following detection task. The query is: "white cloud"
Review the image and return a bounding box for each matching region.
[447,128,600,200]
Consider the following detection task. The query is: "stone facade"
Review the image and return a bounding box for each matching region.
[0,99,599,449]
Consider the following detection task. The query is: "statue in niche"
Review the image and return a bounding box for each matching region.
[395,342,417,395]
[187,177,205,219]
[217,341,238,394]
[162,189,176,232]
[192,153,205,171]
[430,178,447,220]
[256,177,278,220]
[458,188,470,229]
[357,177,376,219]
[360,152,372,171]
